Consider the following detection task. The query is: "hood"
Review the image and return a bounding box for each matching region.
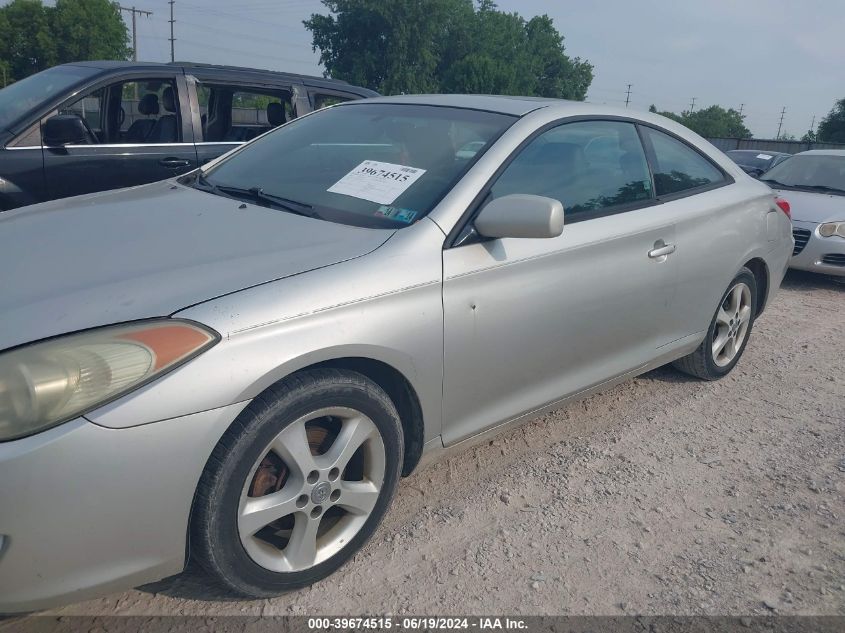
[0,181,394,350]
[770,188,845,224]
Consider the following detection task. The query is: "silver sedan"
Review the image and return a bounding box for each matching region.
[760,150,845,276]
[0,95,793,612]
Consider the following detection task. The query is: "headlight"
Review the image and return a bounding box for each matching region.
[0,320,218,441]
[818,222,845,238]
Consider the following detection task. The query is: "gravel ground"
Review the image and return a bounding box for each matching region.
[24,270,845,617]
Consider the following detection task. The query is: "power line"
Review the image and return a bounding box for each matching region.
[118,5,153,62]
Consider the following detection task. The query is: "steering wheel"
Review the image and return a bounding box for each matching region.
[75,114,100,145]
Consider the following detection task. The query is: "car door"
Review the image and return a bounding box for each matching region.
[187,75,301,167]
[638,125,734,340]
[42,73,197,200]
[441,119,681,446]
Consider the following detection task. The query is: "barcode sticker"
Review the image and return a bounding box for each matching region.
[328,160,427,205]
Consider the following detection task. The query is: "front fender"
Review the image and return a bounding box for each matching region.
[85,220,446,443]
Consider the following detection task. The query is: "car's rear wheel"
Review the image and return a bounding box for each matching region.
[191,369,403,596]
[673,268,758,380]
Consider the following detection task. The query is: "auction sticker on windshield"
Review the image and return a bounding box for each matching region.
[328,160,427,205]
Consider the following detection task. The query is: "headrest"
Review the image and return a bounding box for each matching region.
[161,87,176,113]
[138,93,160,116]
[267,102,285,126]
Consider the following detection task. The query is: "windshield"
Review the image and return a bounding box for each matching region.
[199,103,516,228]
[761,154,845,193]
[0,65,99,132]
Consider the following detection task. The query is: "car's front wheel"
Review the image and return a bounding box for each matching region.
[673,267,758,380]
[191,369,403,596]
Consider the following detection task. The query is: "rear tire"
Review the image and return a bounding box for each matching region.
[673,267,758,381]
[191,368,403,597]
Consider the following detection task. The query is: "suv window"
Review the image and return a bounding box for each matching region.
[489,120,653,220]
[118,80,182,144]
[53,78,182,145]
[59,87,107,141]
[642,127,724,196]
[197,83,294,143]
[313,94,351,110]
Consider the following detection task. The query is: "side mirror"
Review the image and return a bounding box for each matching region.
[475,194,564,239]
[43,115,89,146]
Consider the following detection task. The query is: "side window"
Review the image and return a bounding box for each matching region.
[10,121,42,147]
[489,120,653,220]
[58,87,107,141]
[197,82,293,143]
[641,127,724,196]
[51,79,181,145]
[313,93,351,110]
[118,79,182,144]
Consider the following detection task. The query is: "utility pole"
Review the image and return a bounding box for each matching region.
[168,0,176,62]
[625,84,632,108]
[738,103,744,116]
[810,115,816,131]
[689,96,696,113]
[776,106,786,139]
[119,5,153,62]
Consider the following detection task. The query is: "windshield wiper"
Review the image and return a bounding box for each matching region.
[760,179,845,195]
[797,184,845,195]
[759,178,794,189]
[194,175,320,219]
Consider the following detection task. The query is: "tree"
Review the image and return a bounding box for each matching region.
[304,0,592,99]
[801,130,817,143]
[0,0,129,84]
[0,0,56,82]
[817,98,845,143]
[648,103,751,138]
[51,0,131,64]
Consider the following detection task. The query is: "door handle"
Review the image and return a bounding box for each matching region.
[159,157,191,168]
[648,243,676,259]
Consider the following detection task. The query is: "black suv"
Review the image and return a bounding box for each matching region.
[0,61,377,210]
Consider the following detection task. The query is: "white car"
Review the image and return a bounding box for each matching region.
[761,150,845,276]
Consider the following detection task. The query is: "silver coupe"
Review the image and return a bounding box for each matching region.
[0,95,793,612]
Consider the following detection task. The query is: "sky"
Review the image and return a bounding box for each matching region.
[31,0,845,138]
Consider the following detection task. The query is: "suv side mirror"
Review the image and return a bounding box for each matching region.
[43,115,89,146]
[475,194,564,239]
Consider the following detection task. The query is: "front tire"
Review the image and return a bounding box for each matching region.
[191,368,403,597]
[673,267,758,381]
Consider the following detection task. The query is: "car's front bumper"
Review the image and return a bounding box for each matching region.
[790,220,845,277]
[0,401,248,614]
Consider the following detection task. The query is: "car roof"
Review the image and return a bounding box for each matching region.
[727,149,791,156]
[793,149,845,157]
[342,93,666,118]
[61,60,372,92]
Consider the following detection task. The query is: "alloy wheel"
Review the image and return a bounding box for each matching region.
[237,406,386,572]
[712,282,752,367]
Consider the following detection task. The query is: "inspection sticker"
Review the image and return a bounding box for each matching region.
[328,160,426,205]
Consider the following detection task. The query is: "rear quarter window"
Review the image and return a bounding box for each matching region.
[643,127,725,196]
